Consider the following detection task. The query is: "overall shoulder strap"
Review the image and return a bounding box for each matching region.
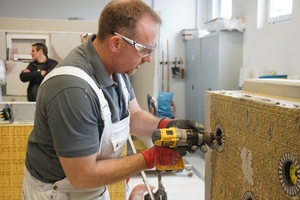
[41,66,111,121]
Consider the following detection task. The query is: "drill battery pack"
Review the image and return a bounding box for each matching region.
[156,157,185,173]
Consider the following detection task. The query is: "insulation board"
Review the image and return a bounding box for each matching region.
[205,79,300,200]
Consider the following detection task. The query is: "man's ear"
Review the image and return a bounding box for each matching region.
[109,35,121,53]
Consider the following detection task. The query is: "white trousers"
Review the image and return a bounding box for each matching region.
[22,168,110,200]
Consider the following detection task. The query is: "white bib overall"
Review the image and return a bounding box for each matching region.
[22,66,130,200]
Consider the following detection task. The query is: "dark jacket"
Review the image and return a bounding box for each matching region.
[20,58,58,101]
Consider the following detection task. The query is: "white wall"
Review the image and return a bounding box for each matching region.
[141,0,210,119]
[232,0,300,76]
[0,0,209,118]
[3,0,297,118]
[153,0,198,118]
[0,0,110,21]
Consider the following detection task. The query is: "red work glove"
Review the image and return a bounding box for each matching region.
[140,146,180,169]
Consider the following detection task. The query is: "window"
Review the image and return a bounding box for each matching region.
[6,33,50,60]
[220,0,232,18]
[211,0,232,19]
[268,0,293,23]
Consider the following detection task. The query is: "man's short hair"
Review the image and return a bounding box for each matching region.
[97,0,161,41]
[32,43,48,56]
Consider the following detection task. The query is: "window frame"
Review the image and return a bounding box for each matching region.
[6,33,50,60]
[267,0,293,24]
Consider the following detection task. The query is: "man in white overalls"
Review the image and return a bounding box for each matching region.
[22,1,210,199]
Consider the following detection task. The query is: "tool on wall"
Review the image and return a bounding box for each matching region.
[0,104,14,124]
[171,57,185,79]
[159,40,174,118]
[166,39,170,93]
[171,57,180,78]
[179,57,184,79]
[161,50,164,92]
[159,44,185,90]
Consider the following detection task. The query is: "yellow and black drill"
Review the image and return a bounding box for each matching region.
[153,127,216,171]
[144,127,216,200]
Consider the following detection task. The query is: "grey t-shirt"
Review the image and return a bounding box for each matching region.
[25,35,135,183]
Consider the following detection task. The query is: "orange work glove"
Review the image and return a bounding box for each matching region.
[140,146,180,169]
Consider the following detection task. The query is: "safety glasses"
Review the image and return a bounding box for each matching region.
[113,32,156,57]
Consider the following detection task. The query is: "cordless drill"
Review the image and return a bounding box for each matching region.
[144,127,216,200]
[152,127,216,172]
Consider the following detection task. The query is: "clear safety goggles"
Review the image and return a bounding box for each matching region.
[113,32,156,57]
